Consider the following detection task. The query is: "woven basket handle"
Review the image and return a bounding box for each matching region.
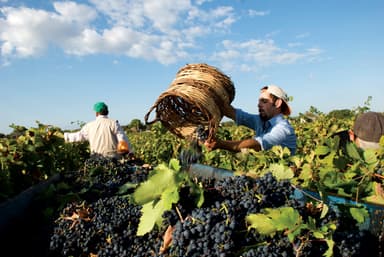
[144,105,159,125]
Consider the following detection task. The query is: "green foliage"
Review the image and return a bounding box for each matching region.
[246,206,337,257]
[353,96,372,114]
[2,104,384,253]
[125,118,146,132]
[0,122,88,201]
[349,206,369,224]
[246,207,305,238]
[327,109,355,120]
[133,159,182,205]
[127,122,187,165]
[132,159,204,236]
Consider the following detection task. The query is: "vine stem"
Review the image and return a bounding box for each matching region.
[176,205,184,223]
[291,184,323,203]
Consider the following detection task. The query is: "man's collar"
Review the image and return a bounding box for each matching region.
[268,114,284,126]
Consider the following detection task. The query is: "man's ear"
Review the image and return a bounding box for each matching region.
[348,129,355,141]
[274,98,283,108]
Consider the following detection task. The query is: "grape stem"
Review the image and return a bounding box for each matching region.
[176,205,184,222]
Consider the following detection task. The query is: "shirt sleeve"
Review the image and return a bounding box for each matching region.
[255,121,296,154]
[235,108,261,130]
[64,127,88,143]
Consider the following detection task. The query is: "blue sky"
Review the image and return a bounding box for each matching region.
[1,0,383,134]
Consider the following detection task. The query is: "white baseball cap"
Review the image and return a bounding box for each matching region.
[264,85,292,115]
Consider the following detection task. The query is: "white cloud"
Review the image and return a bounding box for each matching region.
[212,39,323,71]
[288,42,302,48]
[0,7,50,57]
[248,9,270,17]
[0,3,96,59]
[0,0,236,65]
[296,32,310,39]
[0,0,323,69]
[195,0,212,5]
[142,0,191,32]
[187,5,236,30]
[54,1,97,24]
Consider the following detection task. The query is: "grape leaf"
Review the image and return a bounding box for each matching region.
[349,207,369,224]
[363,149,378,170]
[268,163,294,180]
[246,207,302,236]
[134,159,203,235]
[118,182,137,194]
[346,142,362,160]
[271,207,302,230]
[320,203,329,219]
[313,231,325,239]
[364,182,384,205]
[133,163,176,204]
[168,158,181,172]
[324,239,335,257]
[246,213,276,235]
[137,185,181,236]
[297,164,314,187]
[315,145,330,156]
[137,199,167,236]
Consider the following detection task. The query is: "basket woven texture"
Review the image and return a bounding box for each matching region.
[144,63,235,140]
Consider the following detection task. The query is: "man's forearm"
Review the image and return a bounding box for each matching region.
[217,138,261,152]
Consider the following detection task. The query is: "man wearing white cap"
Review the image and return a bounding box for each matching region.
[204,85,297,155]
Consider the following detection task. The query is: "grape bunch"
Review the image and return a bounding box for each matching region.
[332,228,379,256]
[213,173,293,216]
[48,159,381,257]
[195,124,209,141]
[168,203,236,257]
[49,196,164,257]
[62,156,151,201]
[252,172,294,208]
[240,235,292,257]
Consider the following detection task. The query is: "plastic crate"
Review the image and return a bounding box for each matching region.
[293,188,384,236]
[187,164,384,236]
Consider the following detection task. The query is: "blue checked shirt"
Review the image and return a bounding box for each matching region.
[235,108,297,155]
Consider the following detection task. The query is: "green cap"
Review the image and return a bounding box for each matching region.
[93,102,108,113]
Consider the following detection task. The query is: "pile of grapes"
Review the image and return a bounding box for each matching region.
[47,156,382,257]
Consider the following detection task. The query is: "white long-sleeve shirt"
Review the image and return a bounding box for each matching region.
[64,115,132,158]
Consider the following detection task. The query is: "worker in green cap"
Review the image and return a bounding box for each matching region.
[64,102,133,158]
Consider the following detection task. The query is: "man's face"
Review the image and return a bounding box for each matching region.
[348,130,380,150]
[258,90,278,121]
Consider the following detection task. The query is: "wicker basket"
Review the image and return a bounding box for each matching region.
[144,63,235,140]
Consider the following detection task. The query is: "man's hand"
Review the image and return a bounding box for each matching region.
[204,138,219,152]
[204,138,262,152]
[117,141,130,154]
